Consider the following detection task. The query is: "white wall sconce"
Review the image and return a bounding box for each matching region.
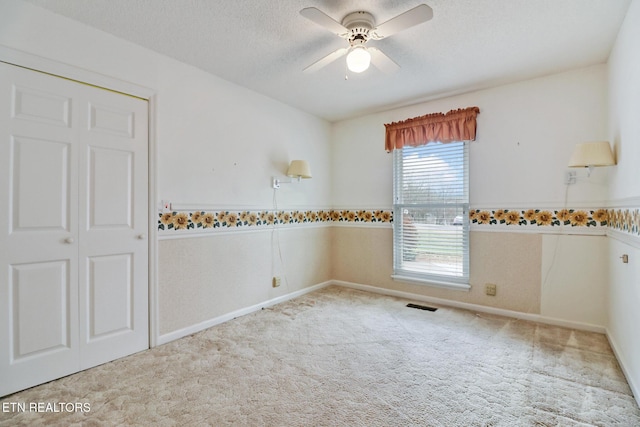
[568,141,615,176]
[272,160,312,189]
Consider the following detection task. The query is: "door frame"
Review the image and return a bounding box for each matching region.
[0,45,160,348]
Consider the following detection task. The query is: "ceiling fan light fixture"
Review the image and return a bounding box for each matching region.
[346,46,371,73]
[300,5,433,74]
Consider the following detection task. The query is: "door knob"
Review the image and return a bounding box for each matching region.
[136,234,146,240]
[64,237,74,244]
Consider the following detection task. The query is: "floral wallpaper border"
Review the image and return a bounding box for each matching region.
[469,208,608,227]
[157,207,640,239]
[608,207,640,237]
[470,207,640,238]
[158,209,392,231]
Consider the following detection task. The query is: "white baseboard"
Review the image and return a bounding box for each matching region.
[331,280,606,334]
[606,329,640,407]
[158,278,608,346]
[156,281,332,345]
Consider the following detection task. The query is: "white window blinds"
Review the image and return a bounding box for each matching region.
[393,141,469,286]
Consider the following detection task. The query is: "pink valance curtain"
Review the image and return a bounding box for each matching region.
[384,106,480,152]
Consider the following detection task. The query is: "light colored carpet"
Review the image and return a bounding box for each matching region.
[1,286,639,426]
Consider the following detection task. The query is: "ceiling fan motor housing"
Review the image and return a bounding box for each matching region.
[342,11,375,45]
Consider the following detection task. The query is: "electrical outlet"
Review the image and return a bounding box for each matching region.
[272,277,281,288]
[485,283,497,296]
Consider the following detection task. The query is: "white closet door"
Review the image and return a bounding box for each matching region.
[77,82,148,369]
[0,61,148,396]
[0,62,80,396]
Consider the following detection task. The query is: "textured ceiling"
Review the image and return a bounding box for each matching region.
[24,0,631,122]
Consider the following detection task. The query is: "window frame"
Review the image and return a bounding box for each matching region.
[391,141,470,291]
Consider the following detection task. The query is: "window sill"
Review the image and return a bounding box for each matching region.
[391,274,471,292]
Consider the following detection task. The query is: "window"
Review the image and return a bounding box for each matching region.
[392,141,469,290]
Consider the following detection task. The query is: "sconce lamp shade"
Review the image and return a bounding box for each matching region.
[568,141,615,168]
[286,160,312,179]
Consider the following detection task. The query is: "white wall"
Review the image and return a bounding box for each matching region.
[0,2,159,90]
[155,57,331,209]
[0,1,332,210]
[331,66,610,328]
[332,65,609,209]
[0,1,333,340]
[540,235,608,326]
[606,0,640,402]
[608,1,640,203]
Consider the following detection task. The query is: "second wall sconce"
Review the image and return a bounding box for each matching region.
[568,141,615,176]
[272,160,312,189]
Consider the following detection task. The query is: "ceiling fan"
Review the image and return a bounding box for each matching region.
[300,4,433,74]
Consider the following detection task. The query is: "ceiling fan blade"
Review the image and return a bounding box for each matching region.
[303,47,349,73]
[369,47,400,74]
[372,4,433,39]
[300,7,349,37]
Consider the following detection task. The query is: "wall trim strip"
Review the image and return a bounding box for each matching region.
[157,277,607,347]
[157,209,393,235]
[158,205,639,244]
[0,45,155,100]
[332,280,606,333]
[607,228,640,249]
[156,281,332,345]
[606,196,640,208]
[606,329,640,408]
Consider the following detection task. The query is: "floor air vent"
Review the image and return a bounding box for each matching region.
[406,303,438,312]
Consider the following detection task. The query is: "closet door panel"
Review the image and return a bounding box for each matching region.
[0,62,80,397]
[10,260,72,357]
[78,88,148,370]
[87,254,133,338]
[88,147,133,229]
